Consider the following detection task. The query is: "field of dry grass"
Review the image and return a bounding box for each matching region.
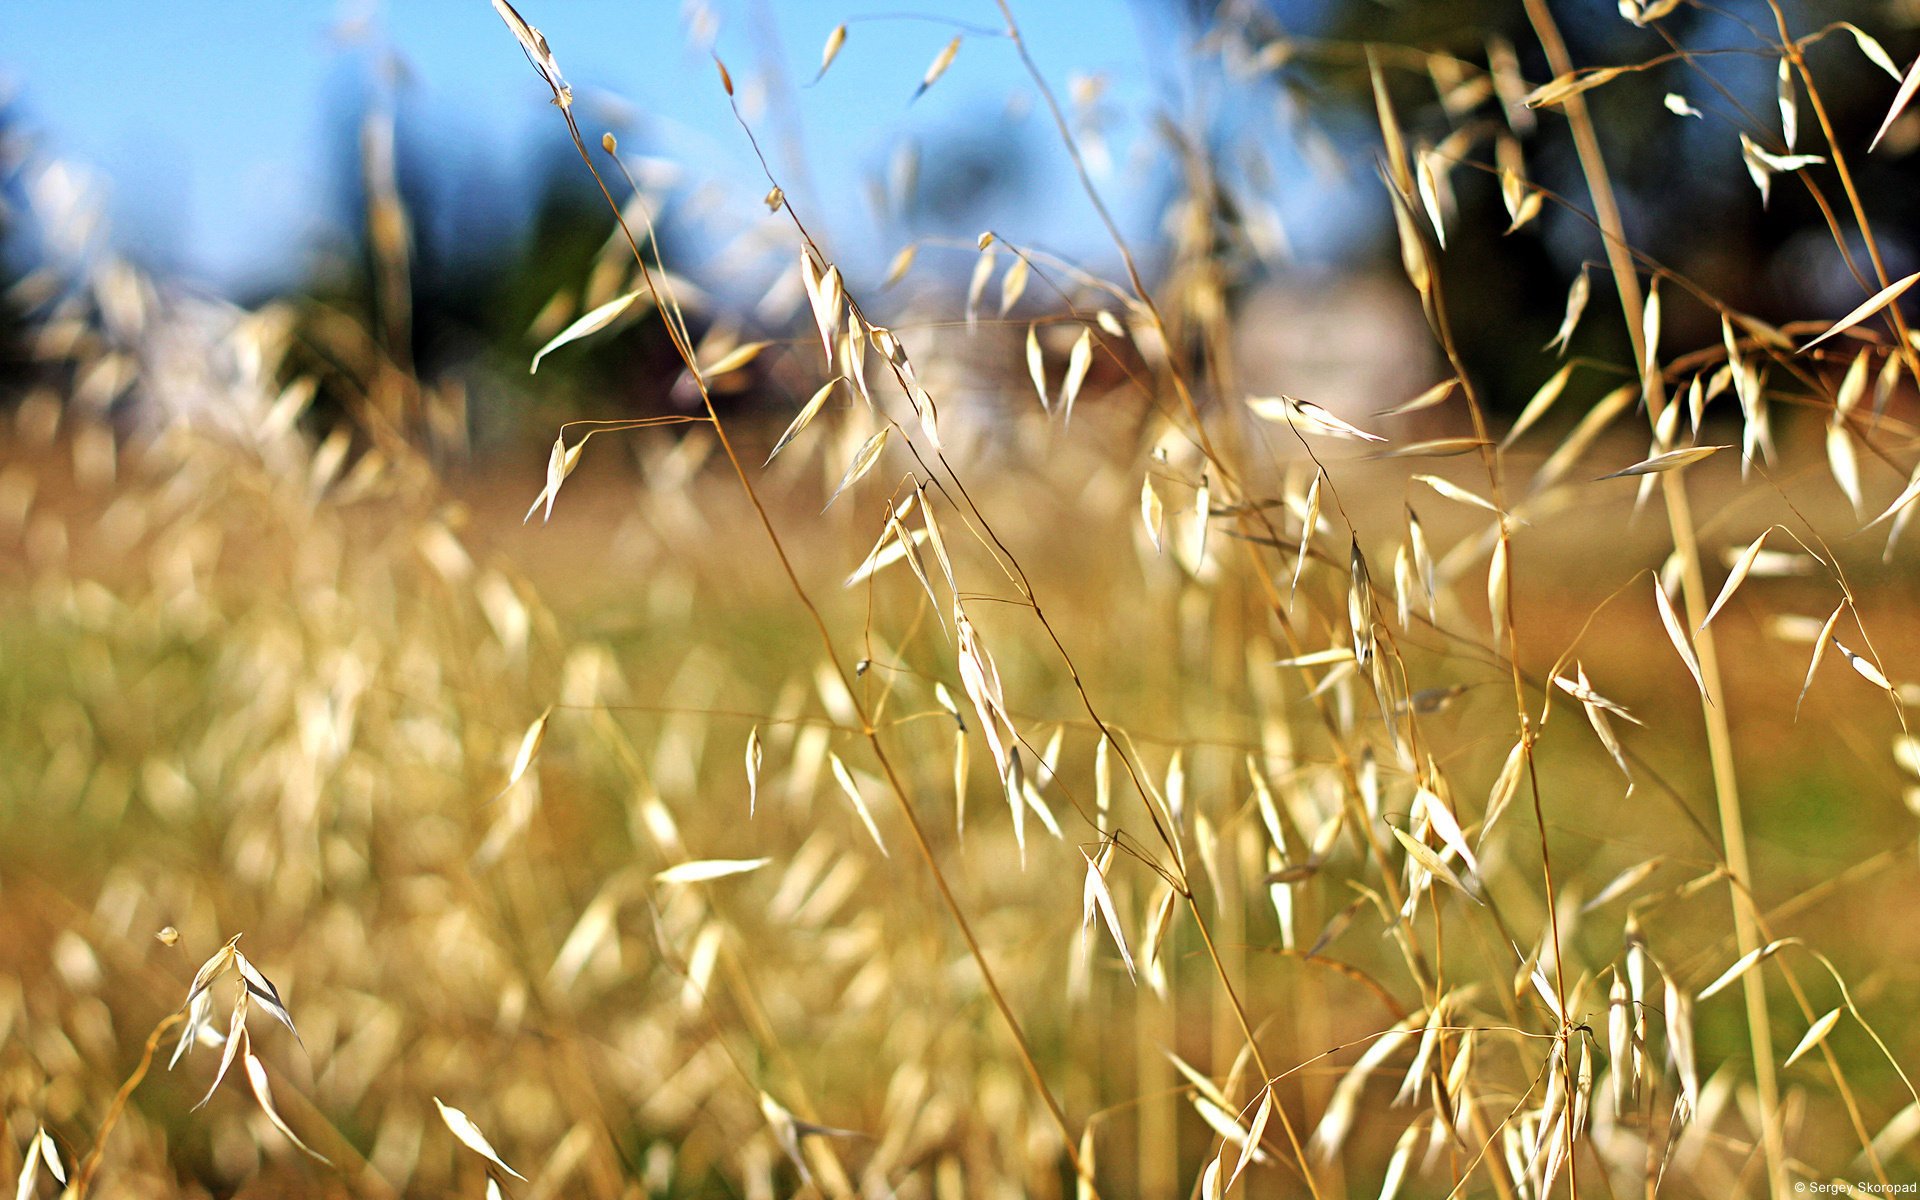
[7,3,1920,1198]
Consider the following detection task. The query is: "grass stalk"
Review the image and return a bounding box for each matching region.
[1517,3,1786,1195]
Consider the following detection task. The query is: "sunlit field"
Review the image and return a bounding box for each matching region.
[6,3,1920,1198]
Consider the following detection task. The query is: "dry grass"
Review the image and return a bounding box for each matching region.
[6,3,1920,1198]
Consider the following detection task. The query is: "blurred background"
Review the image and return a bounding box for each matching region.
[4,0,1916,452]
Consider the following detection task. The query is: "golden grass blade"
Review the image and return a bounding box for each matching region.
[1783,1008,1843,1068]
[1415,786,1480,876]
[1529,966,1565,1023]
[35,1130,63,1188]
[655,858,772,885]
[1642,280,1662,380]
[1390,826,1478,903]
[701,340,769,377]
[951,724,969,835]
[1827,422,1862,514]
[1697,940,1790,1000]
[1374,436,1487,458]
[1026,323,1049,410]
[15,1133,39,1200]
[1142,888,1180,989]
[1414,473,1499,514]
[192,993,248,1111]
[1664,976,1699,1112]
[170,988,215,1071]
[1503,363,1574,447]
[1524,65,1628,109]
[1839,23,1901,78]
[1488,533,1509,657]
[1289,471,1321,606]
[1248,395,1386,442]
[1061,328,1092,423]
[1702,530,1769,630]
[491,0,570,107]
[913,36,962,101]
[242,1054,328,1164]
[1376,1122,1419,1200]
[1779,58,1798,151]
[1309,1015,1420,1157]
[829,753,888,855]
[1796,603,1846,718]
[1596,444,1728,480]
[1391,1004,1442,1106]
[843,520,923,588]
[765,377,839,466]
[502,708,552,794]
[1416,150,1450,249]
[1188,477,1210,569]
[1228,1087,1273,1188]
[1738,135,1824,208]
[1801,271,1920,351]
[999,254,1029,315]
[1393,543,1412,628]
[185,935,243,1009]
[1608,976,1632,1108]
[1871,54,1920,151]
[530,290,641,373]
[814,24,847,83]
[823,427,889,511]
[1305,896,1363,960]
[1191,1096,1267,1168]
[881,244,916,289]
[1505,185,1544,234]
[434,1098,517,1179]
[1664,92,1703,118]
[1575,692,1633,784]
[1368,50,1413,201]
[954,615,1011,778]
[917,486,956,590]
[525,435,585,523]
[1652,578,1706,696]
[1837,348,1871,418]
[1136,474,1167,552]
[1874,466,1920,530]
[1534,382,1636,489]
[1349,539,1377,667]
[1555,668,1641,724]
[908,383,942,448]
[755,1093,812,1182]
[966,243,995,329]
[1835,639,1895,691]
[805,262,844,366]
[233,952,301,1048]
[1407,504,1435,619]
[1545,271,1590,354]
[1079,847,1135,981]
[1003,749,1027,861]
[1275,648,1353,669]
[745,726,762,816]
[1376,378,1456,417]
[549,888,621,990]
[1387,185,1431,298]
[1198,1153,1224,1200]
[1582,858,1663,913]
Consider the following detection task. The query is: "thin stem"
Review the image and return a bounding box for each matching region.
[1518,4,1786,1196]
[544,98,1103,1195]
[70,1011,185,1200]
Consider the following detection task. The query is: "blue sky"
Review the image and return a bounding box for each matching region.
[3,1,1351,297]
